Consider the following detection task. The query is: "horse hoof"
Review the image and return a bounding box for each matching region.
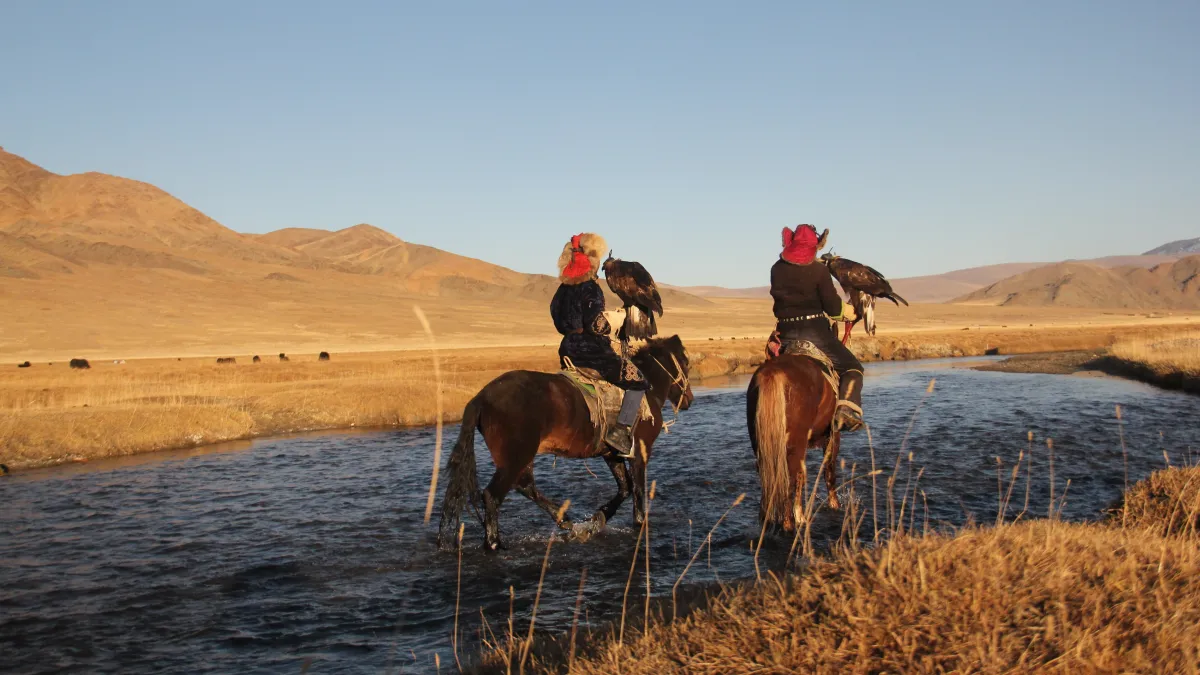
[570,514,606,542]
[828,496,841,510]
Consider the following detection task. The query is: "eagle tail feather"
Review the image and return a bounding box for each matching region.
[623,306,656,340]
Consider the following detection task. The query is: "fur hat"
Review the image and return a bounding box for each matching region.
[557,233,608,284]
[780,224,829,264]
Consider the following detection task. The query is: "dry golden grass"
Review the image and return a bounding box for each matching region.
[0,347,558,469]
[1110,332,1200,376]
[528,468,1200,674]
[1112,465,1200,539]
[6,321,1200,471]
[1090,332,1200,394]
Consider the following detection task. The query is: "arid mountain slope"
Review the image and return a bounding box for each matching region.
[957,257,1200,309]
[1144,237,1200,255]
[0,146,294,268]
[0,147,713,357]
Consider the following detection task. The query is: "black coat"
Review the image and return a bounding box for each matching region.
[550,280,647,390]
[770,258,862,374]
[770,258,844,321]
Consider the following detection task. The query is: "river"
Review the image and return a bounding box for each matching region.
[3,357,1199,674]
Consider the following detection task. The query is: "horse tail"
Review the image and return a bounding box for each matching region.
[754,368,792,524]
[438,395,483,548]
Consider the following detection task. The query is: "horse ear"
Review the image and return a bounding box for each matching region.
[781,227,793,247]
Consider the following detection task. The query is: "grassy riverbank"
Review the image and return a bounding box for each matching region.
[519,466,1200,674]
[1092,332,1200,394]
[3,322,1198,470]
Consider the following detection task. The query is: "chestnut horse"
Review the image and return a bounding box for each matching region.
[438,336,694,550]
[746,354,843,530]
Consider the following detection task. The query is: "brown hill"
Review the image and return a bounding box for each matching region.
[956,257,1200,309]
[254,227,333,249]
[0,146,298,269]
[0,146,711,358]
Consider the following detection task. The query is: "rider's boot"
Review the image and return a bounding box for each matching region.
[833,369,864,433]
[605,389,646,459]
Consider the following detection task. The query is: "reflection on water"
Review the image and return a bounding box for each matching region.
[2,359,1199,674]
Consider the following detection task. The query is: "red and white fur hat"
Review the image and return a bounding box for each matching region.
[557,233,608,284]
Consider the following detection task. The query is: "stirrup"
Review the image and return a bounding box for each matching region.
[833,400,864,432]
[605,423,636,459]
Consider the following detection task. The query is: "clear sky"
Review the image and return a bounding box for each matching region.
[2,1,1197,286]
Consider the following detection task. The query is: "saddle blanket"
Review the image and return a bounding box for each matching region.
[559,366,653,451]
[766,335,840,394]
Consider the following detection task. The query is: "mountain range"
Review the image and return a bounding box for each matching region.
[1,145,1196,321]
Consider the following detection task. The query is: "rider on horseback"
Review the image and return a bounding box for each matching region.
[550,233,648,458]
[770,224,865,432]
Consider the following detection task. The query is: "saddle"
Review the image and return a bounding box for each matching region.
[559,364,652,451]
[765,332,840,394]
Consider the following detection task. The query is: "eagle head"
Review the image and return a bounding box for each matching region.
[820,252,839,264]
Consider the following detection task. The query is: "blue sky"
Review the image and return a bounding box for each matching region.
[2,1,1197,286]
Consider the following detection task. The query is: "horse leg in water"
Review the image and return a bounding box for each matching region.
[820,431,842,510]
[594,455,633,524]
[480,465,523,551]
[630,453,650,526]
[514,467,574,531]
[786,436,809,531]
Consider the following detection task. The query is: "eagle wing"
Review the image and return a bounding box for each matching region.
[832,258,908,306]
[605,260,663,316]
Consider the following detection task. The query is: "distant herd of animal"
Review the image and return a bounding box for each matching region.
[14,352,333,369]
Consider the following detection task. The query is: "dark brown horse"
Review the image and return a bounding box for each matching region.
[438,335,694,550]
[746,354,842,530]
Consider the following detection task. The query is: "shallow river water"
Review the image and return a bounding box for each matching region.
[3,357,1200,674]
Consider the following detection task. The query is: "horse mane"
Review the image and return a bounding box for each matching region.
[631,335,686,365]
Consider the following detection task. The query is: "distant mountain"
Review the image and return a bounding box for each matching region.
[956,256,1200,309]
[1144,237,1200,255]
[0,146,293,266]
[0,146,712,308]
[678,255,1182,304]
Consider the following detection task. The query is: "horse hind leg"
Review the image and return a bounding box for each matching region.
[481,465,522,551]
[786,443,808,532]
[515,467,573,531]
[823,431,842,510]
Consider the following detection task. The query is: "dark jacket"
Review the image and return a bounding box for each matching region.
[770,257,862,374]
[550,280,647,390]
[770,258,844,321]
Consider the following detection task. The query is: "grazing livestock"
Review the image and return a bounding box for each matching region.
[252,355,261,363]
[69,359,91,370]
[279,353,289,362]
[17,361,31,368]
[0,464,9,476]
[318,351,330,361]
[216,357,237,364]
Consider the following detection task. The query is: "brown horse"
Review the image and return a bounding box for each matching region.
[438,335,694,550]
[746,354,843,530]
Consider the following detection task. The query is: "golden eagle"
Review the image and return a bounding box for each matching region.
[820,252,908,345]
[602,253,663,341]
